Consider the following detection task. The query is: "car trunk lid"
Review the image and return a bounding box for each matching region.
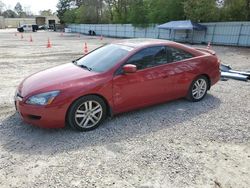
[195,48,216,56]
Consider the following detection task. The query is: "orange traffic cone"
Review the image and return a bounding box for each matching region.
[207,42,211,49]
[29,35,33,42]
[84,42,88,54]
[21,34,24,39]
[47,38,52,48]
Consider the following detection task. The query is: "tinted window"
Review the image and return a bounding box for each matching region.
[127,46,168,70]
[167,47,193,62]
[76,44,133,72]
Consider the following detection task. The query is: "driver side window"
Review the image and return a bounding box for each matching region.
[127,46,168,70]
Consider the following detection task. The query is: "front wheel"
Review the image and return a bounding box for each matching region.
[187,76,209,102]
[67,95,107,131]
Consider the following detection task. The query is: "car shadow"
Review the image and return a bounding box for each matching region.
[0,94,221,155]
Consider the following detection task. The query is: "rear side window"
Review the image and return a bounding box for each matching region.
[127,46,168,70]
[167,47,193,63]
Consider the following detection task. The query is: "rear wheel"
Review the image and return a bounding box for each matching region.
[67,95,107,131]
[187,76,209,102]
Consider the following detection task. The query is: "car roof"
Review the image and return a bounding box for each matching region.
[114,38,176,48]
[113,38,205,57]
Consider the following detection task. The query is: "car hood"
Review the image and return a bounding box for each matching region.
[19,63,98,97]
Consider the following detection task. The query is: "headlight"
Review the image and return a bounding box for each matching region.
[26,91,60,106]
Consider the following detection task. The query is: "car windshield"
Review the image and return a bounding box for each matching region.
[75,44,133,72]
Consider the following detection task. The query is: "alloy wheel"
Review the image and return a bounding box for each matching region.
[192,78,207,100]
[74,100,103,128]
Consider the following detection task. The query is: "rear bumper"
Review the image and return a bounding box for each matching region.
[210,70,221,86]
[15,100,66,128]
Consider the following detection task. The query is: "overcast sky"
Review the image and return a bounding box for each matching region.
[1,0,58,14]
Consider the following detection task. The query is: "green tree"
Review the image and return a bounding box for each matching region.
[0,0,5,15]
[129,0,149,26]
[111,0,133,23]
[62,9,76,23]
[147,0,185,23]
[39,9,53,16]
[57,0,72,23]
[57,0,250,24]
[2,9,17,18]
[74,5,97,23]
[221,0,250,21]
[247,0,250,20]
[183,0,219,22]
[82,0,104,23]
[14,2,25,17]
[66,0,105,23]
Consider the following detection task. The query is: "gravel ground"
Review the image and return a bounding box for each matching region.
[0,29,249,188]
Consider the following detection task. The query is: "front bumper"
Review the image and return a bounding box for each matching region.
[15,99,66,129]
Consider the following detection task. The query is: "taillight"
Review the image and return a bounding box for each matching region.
[218,59,221,65]
[217,58,221,70]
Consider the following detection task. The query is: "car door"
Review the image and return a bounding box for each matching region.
[112,46,176,113]
[165,46,197,98]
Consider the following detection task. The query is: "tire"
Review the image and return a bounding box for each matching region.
[67,95,107,131]
[186,76,209,102]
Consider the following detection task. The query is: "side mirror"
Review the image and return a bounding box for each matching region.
[123,64,137,74]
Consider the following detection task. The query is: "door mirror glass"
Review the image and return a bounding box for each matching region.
[123,64,137,74]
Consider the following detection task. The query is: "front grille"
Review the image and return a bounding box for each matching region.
[27,115,41,120]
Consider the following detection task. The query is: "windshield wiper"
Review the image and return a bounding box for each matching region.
[72,60,92,71]
[79,65,92,71]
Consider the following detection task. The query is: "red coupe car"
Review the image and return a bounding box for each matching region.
[15,39,220,131]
